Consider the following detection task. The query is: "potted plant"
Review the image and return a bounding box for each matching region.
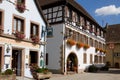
[76,42,84,48]
[36,68,52,79]
[83,44,90,50]
[67,39,76,46]
[31,35,40,43]
[30,64,52,80]
[14,31,25,40]
[95,48,100,52]
[16,2,26,13]
[0,69,16,80]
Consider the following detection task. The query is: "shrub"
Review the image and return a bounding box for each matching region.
[88,65,98,72]
[100,65,109,71]
[36,68,49,74]
[4,69,13,75]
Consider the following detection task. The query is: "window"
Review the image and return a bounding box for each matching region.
[94,55,98,63]
[90,54,93,64]
[46,53,48,65]
[0,11,2,26]
[30,22,39,38]
[83,53,87,64]
[90,38,93,47]
[13,16,24,33]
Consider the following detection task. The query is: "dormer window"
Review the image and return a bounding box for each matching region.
[16,0,26,13]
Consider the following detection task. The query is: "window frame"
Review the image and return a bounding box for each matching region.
[12,14,25,33]
[0,9,4,34]
[30,21,40,38]
[83,53,87,64]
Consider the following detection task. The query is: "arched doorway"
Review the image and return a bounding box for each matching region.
[115,62,119,68]
[67,53,78,73]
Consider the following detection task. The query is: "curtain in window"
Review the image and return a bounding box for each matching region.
[33,25,36,35]
[18,20,21,32]
[14,19,17,31]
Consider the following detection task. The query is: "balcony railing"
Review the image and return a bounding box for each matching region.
[64,17,105,42]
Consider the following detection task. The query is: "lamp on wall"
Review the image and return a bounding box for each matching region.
[40,52,43,58]
[6,45,10,53]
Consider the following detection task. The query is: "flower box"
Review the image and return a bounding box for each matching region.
[0,69,16,80]
[83,44,90,50]
[16,2,25,13]
[67,39,76,46]
[0,74,16,80]
[31,36,40,43]
[37,72,52,79]
[76,42,84,48]
[14,31,25,40]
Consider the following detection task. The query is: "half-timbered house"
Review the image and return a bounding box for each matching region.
[38,0,106,74]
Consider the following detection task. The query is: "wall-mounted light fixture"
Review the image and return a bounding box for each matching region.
[40,52,43,58]
[6,45,10,53]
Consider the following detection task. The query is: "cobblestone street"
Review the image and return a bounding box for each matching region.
[17,68,120,80]
[46,68,120,80]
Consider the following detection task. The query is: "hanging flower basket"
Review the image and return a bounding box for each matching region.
[14,31,25,40]
[95,48,100,52]
[83,44,90,50]
[100,49,104,52]
[67,39,76,46]
[16,3,26,13]
[76,42,84,48]
[31,36,40,43]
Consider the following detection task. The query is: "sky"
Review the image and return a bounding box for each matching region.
[76,0,120,27]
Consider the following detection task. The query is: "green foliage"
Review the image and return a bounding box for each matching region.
[88,65,98,72]
[100,65,109,71]
[4,69,13,75]
[36,68,49,74]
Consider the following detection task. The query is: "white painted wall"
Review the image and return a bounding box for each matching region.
[46,23,63,70]
[0,0,47,78]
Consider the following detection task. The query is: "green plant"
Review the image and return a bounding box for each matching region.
[4,69,13,75]
[36,68,49,74]
[88,65,98,72]
[100,65,109,71]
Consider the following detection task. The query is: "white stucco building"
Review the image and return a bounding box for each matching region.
[0,0,48,78]
[39,0,106,74]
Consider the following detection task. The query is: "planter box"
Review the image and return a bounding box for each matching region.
[37,72,52,79]
[0,74,16,80]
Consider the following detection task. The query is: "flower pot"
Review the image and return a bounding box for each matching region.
[37,72,52,79]
[0,74,16,80]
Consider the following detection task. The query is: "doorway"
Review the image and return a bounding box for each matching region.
[67,53,78,73]
[12,50,22,76]
[29,51,38,65]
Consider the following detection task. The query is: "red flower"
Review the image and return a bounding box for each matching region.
[15,31,25,40]
[83,44,90,50]
[67,39,76,46]
[16,3,26,13]
[76,42,84,48]
[31,36,40,43]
